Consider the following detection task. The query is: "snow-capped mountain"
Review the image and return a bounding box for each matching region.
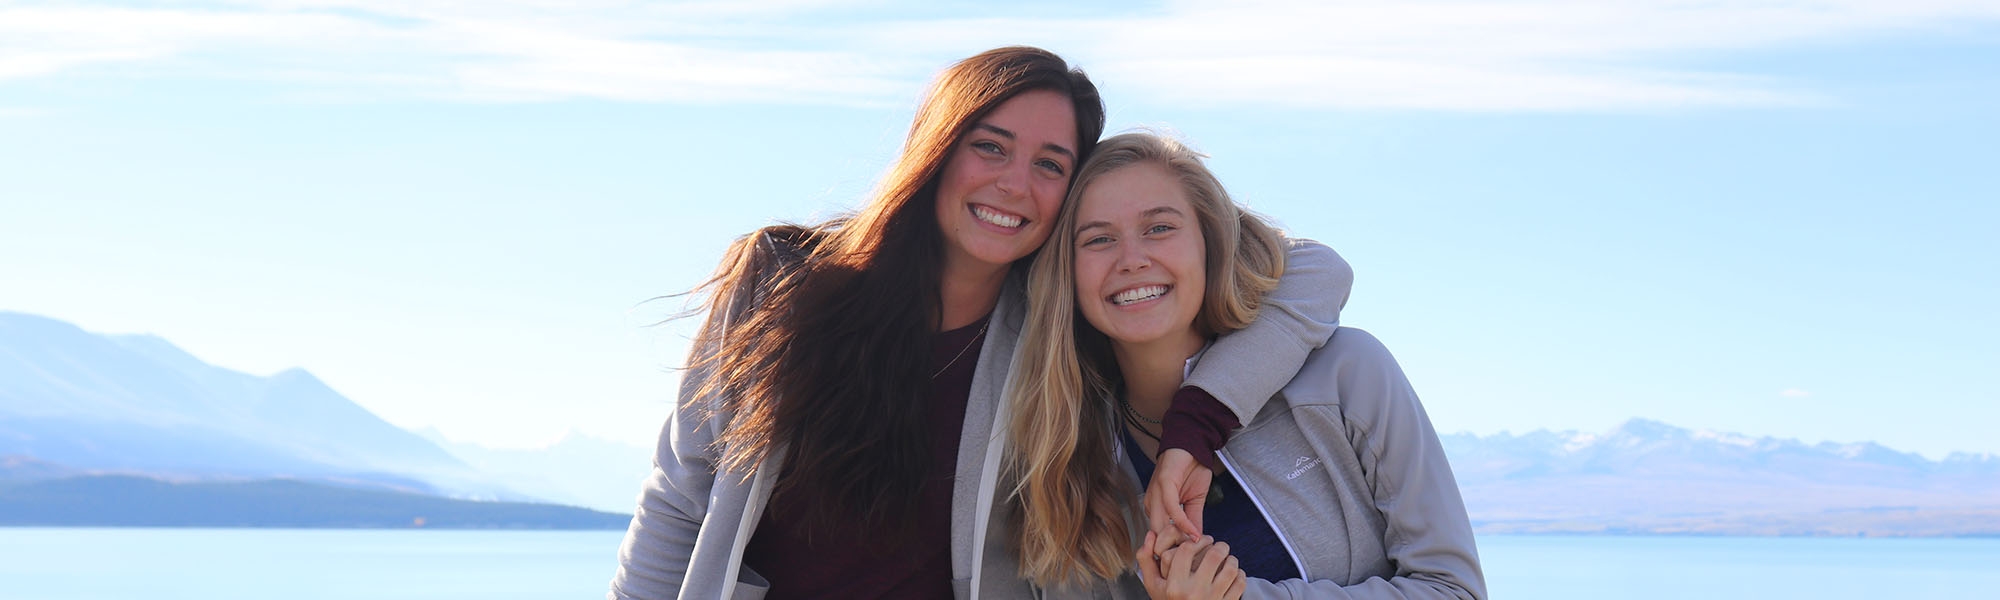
[0,311,516,499]
[1443,419,2000,535]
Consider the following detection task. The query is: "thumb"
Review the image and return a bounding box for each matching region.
[1169,495,1200,541]
[1181,494,1206,539]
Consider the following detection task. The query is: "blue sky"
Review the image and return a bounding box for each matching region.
[2,1,1995,457]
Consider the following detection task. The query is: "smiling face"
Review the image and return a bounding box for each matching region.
[1071,162,1207,351]
[934,89,1080,278]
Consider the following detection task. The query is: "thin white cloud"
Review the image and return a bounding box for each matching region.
[0,106,53,118]
[1,0,1994,110]
[1781,388,1813,398]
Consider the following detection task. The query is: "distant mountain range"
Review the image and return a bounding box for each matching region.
[4,310,1995,534]
[424,418,2000,536]
[0,311,624,528]
[1444,419,2000,536]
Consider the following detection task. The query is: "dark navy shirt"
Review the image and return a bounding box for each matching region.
[1123,428,1302,582]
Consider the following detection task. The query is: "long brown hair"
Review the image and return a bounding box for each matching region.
[686,47,1104,539]
[1008,132,1285,585]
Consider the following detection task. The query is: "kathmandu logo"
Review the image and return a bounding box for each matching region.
[1286,456,1321,480]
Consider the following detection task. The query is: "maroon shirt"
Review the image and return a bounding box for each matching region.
[1159,385,1240,469]
[740,316,985,599]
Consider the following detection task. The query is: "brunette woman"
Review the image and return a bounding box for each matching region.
[610,48,1351,600]
[1009,132,1485,599]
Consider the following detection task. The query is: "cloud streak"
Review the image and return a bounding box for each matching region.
[2,0,1994,111]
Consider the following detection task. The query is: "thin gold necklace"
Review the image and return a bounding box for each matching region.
[931,319,989,379]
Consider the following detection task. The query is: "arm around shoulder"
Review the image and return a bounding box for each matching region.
[1184,238,1354,424]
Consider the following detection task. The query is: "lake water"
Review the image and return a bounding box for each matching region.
[2,528,1996,599]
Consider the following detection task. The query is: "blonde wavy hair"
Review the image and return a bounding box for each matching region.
[1006,132,1286,586]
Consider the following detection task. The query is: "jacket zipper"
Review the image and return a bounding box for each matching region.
[1215,449,1310,580]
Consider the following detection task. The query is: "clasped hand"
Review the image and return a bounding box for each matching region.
[1136,531,1245,600]
[1138,448,1240,599]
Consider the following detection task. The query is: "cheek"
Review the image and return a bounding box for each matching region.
[1072,255,1106,303]
[1179,242,1209,295]
[1034,181,1067,221]
[933,192,956,241]
[935,151,978,205]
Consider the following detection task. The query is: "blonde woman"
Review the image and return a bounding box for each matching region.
[1009,132,1486,599]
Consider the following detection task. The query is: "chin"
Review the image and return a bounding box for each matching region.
[1106,327,1171,347]
[973,242,1036,265]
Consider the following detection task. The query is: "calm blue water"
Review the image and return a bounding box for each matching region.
[1,529,1996,599]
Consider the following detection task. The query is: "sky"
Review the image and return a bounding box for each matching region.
[2,0,1996,458]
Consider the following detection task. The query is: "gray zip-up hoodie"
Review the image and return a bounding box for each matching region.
[608,238,1352,600]
[1139,328,1487,599]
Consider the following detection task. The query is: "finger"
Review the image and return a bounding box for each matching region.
[1152,510,1183,556]
[1156,451,1204,539]
[1169,500,1200,543]
[1182,465,1213,538]
[1148,473,1188,553]
[1157,548,1189,598]
[1145,477,1184,553]
[1196,541,1230,579]
[1136,531,1162,584]
[1224,567,1247,600]
[1169,536,1209,578]
[1179,500,1205,541]
[1146,478,1173,538]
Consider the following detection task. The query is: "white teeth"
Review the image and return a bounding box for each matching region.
[1112,285,1167,305]
[972,205,1023,228]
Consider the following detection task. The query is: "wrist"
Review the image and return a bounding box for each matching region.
[1159,386,1238,469]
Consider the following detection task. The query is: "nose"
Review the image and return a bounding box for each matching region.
[994,158,1029,198]
[1115,239,1150,273]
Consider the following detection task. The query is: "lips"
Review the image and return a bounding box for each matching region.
[970,204,1025,229]
[1109,284,1169,306]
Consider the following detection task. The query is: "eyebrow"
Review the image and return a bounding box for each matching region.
[974,123,1077,162]
[1073,206,1186,236]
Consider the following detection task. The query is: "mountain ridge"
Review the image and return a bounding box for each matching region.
[4,310,1994,534]
[0,311,514,500]
[1444,418,2000,535]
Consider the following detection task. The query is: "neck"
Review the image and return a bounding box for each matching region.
[1112,329,1206,423]
[937,254,1007,331]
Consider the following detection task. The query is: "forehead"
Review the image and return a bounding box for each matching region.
[1077,162,1191,221]
[978,89,1079,148]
